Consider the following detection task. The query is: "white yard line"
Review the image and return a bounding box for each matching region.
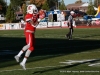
[0,65,66,73]
[88,63,100,66]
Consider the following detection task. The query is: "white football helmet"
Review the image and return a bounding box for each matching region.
[27,4,38,14]
[70,11,75,15]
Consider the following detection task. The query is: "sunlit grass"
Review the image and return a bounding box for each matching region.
[0,28,100,75]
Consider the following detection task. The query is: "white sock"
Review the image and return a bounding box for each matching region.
[21,50,31,64]
[22,57,27,64]
[17,50,24,57]
[25,50,31,57]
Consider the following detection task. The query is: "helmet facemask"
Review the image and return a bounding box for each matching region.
[33,9,38,14]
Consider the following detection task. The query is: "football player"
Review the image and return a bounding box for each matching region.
[14,4,43,70]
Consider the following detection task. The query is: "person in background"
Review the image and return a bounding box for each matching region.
[87,16,92,26]
[14,4,43,70]
[60,11,65,21]
[65,11,75,40]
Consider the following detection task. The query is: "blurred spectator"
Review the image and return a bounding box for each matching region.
[87,19,92,26]
[95,19,100,25]
[60,11,65,21]
[91,20,96,25]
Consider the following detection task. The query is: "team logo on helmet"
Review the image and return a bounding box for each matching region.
[27,4,38,14]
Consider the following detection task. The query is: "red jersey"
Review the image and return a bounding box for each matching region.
[25,13,39,31]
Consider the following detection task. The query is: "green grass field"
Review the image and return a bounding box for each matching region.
[0,28,100,75]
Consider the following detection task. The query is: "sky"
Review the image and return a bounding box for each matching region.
[6,0,94,5]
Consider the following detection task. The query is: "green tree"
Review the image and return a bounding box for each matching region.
[75,0,82,4]
[47,0,58,9]
[29,0,59,10]
[6,0,25,22]
[30,0,45,8]
[0,0,7,14]
[87,0,96,15]
[59,0,66,10]
[22,3,27,17]
[6,4,13,22]
[30,0,58,9]
[94,0,100,7]
[10,0,24,11]
[41,0,49,11]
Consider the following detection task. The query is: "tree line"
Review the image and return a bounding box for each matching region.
[0,0,100,23]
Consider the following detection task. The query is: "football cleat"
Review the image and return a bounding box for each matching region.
[20,62,26,70]
[14,55,20,62]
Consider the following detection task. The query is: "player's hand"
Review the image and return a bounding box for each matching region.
[38,18,41,22]
[21,19,26,25]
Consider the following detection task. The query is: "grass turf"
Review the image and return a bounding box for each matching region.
[0,28,100,75]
